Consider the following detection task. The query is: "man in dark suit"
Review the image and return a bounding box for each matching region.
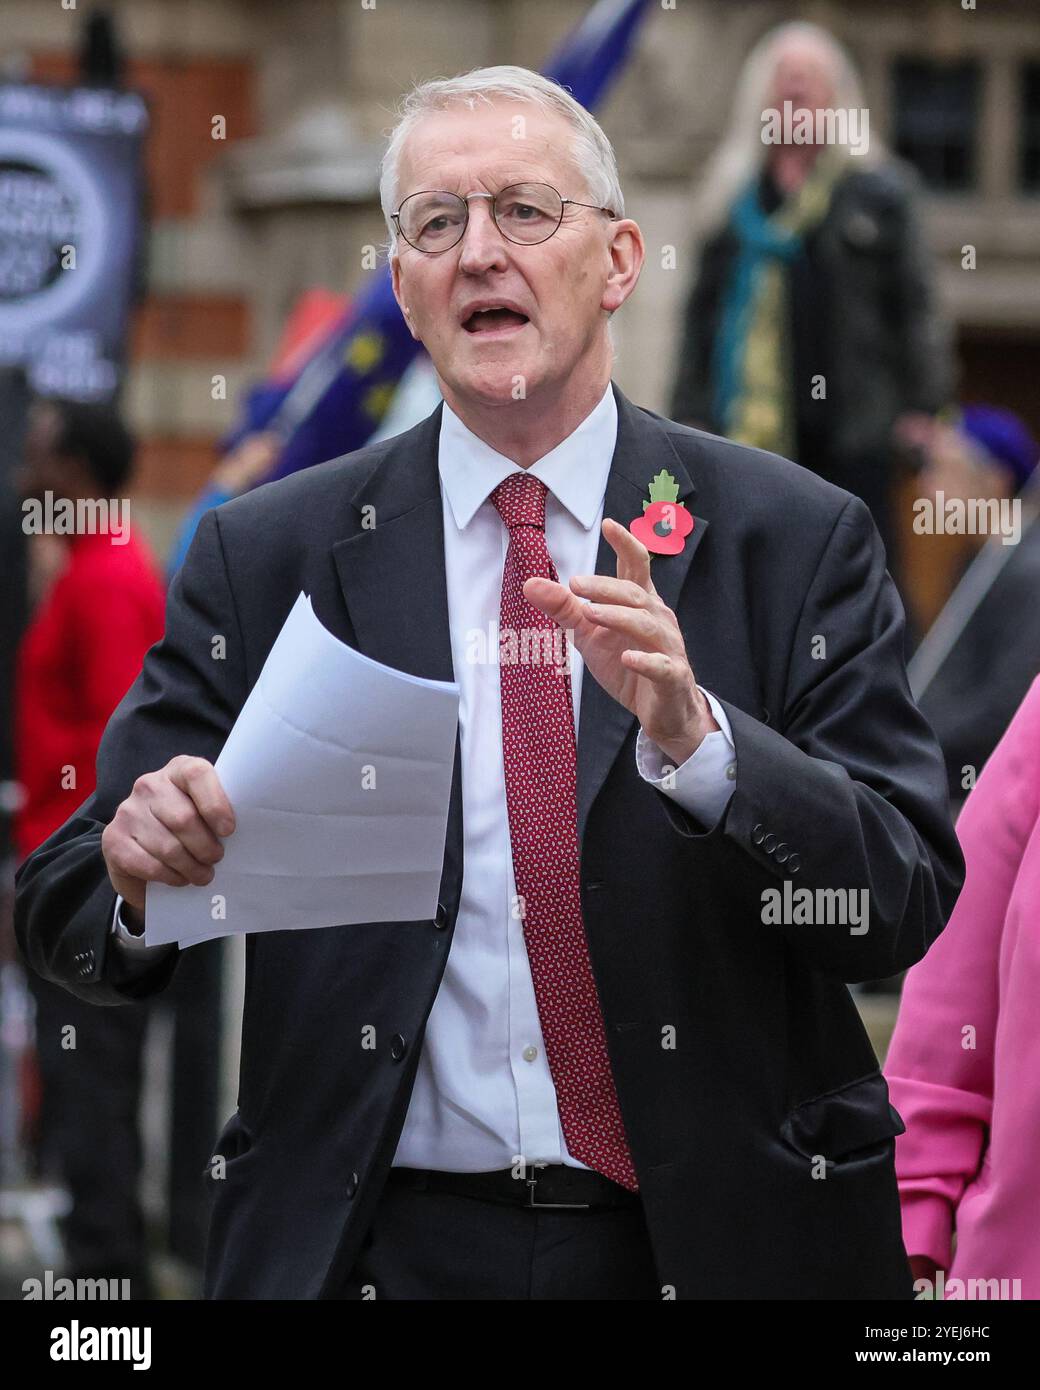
[15,66,963,1300]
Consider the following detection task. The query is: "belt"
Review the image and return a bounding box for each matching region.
[386,1164,640,1210]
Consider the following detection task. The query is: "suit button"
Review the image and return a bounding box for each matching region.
[787,853,801,874]
[433,903,448,930]
[390,1034,408,1062]
[345,1171,359,1199]
[775,843,789,863]
[86,949,95,968]
[763,833,777,854]
[751,824,765,845]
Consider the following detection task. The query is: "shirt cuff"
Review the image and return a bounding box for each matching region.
[635,688,736,827]
[111,895,173,955]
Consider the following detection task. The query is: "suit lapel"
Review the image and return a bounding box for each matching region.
[575,384,710,840]
[331,405,464,906]
[331,406,452,682]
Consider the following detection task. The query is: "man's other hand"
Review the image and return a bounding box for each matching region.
[101,754,236,913]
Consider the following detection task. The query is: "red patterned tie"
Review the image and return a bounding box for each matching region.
[490,471,638,1192]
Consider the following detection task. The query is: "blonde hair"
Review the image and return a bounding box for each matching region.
[692,21,881,238]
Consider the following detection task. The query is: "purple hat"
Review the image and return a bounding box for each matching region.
[959,405,1039,492]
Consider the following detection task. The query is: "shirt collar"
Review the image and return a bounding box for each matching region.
[438,381,617,532]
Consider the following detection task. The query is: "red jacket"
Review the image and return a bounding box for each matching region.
[15,527,165,863]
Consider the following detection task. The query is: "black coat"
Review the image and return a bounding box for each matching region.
[15,384,964,1299]
[918,513,1040,805]
[669,161,953,556]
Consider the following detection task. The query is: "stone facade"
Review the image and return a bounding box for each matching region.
[5,0,1038,534]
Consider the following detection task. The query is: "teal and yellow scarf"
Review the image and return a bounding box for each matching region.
[713,153,840,459]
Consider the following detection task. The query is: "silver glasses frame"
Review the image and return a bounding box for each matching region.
[391,181,617,254]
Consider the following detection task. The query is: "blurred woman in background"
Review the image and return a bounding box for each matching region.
[885,676,1040,1300]
[669,20,952,574]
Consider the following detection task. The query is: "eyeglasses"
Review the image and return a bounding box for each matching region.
[391,181,617,254]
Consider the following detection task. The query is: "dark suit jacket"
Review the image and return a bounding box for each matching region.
[918,513,1040,808]
[15,383,964,1299]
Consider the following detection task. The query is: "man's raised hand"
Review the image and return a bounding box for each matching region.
[523,516,718,766]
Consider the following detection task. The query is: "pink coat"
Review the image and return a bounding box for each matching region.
[885,674,1040,1299]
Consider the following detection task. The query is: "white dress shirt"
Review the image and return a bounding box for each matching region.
[392,381,735,1172]
[112,381,737,1177]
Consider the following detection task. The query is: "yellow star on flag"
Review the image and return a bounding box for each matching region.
[362,380,396,420]
[345,331,385,374]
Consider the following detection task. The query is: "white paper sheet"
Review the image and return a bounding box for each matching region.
[144,592,460,947]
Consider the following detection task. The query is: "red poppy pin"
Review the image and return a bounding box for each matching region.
[629,469,694,556]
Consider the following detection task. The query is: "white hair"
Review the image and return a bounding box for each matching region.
[379,64,625,257]
[691,21,882,239]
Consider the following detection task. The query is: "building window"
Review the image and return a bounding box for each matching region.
[1022,62,1040,193]
[891,58,981,191]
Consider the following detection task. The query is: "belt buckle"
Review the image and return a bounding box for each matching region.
[525,1165,591,1210]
